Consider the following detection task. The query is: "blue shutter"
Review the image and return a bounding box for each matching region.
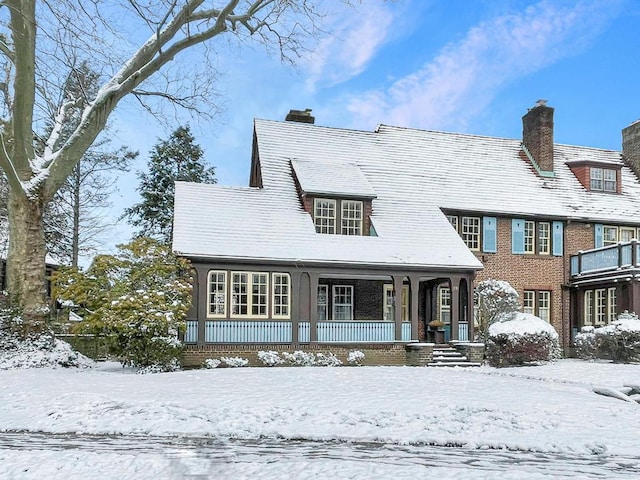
[552,221,564,256]
[512,219,525,254]
[594,224,604,248]
[483,217,497,253]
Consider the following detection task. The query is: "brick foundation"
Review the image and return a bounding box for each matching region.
[405,343,434,366]
[451,341,485,363]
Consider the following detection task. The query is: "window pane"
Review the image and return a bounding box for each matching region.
[232,273,248,316]
[608,287,617,324]
[538,222,550,255]
[251,273,268,316]
[208,271,226,316]
[314,199,336,234]
[538,291,550,322]
[584,291,593,326]
[595,289,606,325]
[620,227,635,243]
[523,291,535,315]
[341,200,363,235]
[603,226,618,246]
[603,169,616,192]
[383,285,394,321]
[273,273,290,318]
[317,285,328,321]
[461,217,480,250]
[447,215,459,232]
[590,168,603,191]
[439,286,451,324]
[333,286,353,321]
[524,221,535,254]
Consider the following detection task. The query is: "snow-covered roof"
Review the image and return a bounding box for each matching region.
[173,117,640,269]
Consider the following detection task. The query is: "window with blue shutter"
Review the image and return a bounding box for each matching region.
[594,224,604,248]
[512,219,525,254]
[552,221,563,256]
[483,217,497,253]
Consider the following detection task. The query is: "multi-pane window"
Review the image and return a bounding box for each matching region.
[538,222,551,255]
[590,167,617,192]
[524,221,535,254]
[620,227,636,243]
[601,225,640,246]
[523,290,551,322]
[317,285,328,321]
[272,273,290,318]
[584,290,594,326]
[314,199,336,234]
[207,271,227,317]
[460,216,481,251]
[438,286,451,324]
[341,200,363,235]
[383,285,409,322]
[231,272,268,318]
[603,226,619,246]
[584,287,616,327]
[446,215,459,232]
[333,286,354,321]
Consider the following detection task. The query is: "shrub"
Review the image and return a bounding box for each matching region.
[314,352,342,367]
[282,350,316,366]
[475,279,520,341]
[221,356,249,367]
[258,350,284,366]
[594,312,640,363]
[574,326,597,360]
[202,358,221,369]
[347,350,365,366]
[486,312,560,367]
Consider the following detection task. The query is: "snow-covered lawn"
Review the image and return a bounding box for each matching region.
[1,359,639,479]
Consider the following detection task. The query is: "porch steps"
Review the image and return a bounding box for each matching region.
[428,346,481,368]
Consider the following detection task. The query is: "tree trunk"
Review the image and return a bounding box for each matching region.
[72,162,81,268]
[6,186,48,334]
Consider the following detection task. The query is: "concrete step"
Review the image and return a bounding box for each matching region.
[432,350,463,357]
[433,355,469,362]
[428,361,482,367]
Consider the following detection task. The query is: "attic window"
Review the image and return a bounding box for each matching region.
[590,167,616,192]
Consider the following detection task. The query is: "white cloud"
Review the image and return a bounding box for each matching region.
[346,0,623,131]
[304,1,397,91]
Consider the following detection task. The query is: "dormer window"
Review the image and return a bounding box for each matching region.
[590,167,616,192]
[314,198,336,234]
[341,200,363,235]
[313,198,364,235]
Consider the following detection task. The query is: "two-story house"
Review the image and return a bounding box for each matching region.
[172,102,640,365]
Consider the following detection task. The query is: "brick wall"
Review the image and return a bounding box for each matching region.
[474,218,594,349]
[183,343,408,367]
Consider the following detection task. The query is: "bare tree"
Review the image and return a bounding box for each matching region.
[0,0,332,330]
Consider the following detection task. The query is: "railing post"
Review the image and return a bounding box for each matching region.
[578,251,583,275]
[618,243,623,268]
[633,240,639,267]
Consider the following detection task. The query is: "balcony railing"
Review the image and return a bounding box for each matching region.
[184,320,471,344]
[570,240,640,277]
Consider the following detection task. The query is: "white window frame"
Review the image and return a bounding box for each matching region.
[538,222,551,255]
[207,271,227,318]
[538,291,550,323]
[460,216,480,251]
[620,227,636,243]
[341,200,363,235]
[603,168,617,192]
[383,284,409,322]
[332,285,354,321]
[317,285,328,321]
[446,215,459,232]
[438,286,451,324]
[524,220,535,254]
[603,226,619,246]
[590,167,603,191]
[523,291,535,315]
[584,290,594,326]
[607,287,617,324]
[314,198,336,234]
[595,288,606,325]
[272,273,291,319]
[230,272,269,319]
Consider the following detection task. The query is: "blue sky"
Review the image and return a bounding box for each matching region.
[104,0,640,256]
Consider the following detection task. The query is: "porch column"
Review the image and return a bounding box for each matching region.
[290,271,302,345]
[450,276,460,341]
[392,275,404,341]
[409,274,421,341]
[196,266,208,346]
[466,275,475,341]
[309,273,319,342]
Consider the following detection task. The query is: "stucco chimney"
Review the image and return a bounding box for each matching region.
[622,120,640,177]
[285,108,315,124]
[522,100,554,173]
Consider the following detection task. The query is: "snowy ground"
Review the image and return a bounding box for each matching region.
[1,359,639,479]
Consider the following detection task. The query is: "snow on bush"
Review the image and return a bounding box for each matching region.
[486,312,560,367]
[202,358,221,369]
[594,311,640,363]
[221,356,249,367]
[282,350,316,366]
[475,279,520,341]
[574,326,597,360]
[347,350,365,366]
[314,352,342,367]
[258,350,284,366]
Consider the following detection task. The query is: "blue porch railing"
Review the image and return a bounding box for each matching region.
[570,241,640,277]
[185,320,471,344]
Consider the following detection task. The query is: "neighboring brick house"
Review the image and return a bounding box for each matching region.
[172,102,640,361]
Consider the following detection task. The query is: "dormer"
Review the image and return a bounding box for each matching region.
[290,158,377,236]
[567,160,622,194]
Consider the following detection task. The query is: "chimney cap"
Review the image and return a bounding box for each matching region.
[285,108,315,124]
[535,99,548,107]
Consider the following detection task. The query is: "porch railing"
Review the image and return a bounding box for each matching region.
[458,322,469,341]
[570,241,640,277]
[192,320,412,344]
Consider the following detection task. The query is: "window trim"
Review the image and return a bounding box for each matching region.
[332,285,354,321]
[607,287,617,323]
[272,273,291,319]
[590,167,617,192]
[584,290,594,326]
[438,286,451,324]
[460,216,481,251]
[230,271,269,319]
[383,284,409,322]
[524,220,535,254]
[313,198,337,234]
[523,289,551,322]
[207,270,227,318]
[538,222,551,255]
[341,199,363,235]
[317,285,328,322]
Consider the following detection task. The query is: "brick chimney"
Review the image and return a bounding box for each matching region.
[622,120,640,178]
[522,100,554,173]
[285,108,315,124]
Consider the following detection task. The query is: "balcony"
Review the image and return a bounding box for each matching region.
[570,240,640,278]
